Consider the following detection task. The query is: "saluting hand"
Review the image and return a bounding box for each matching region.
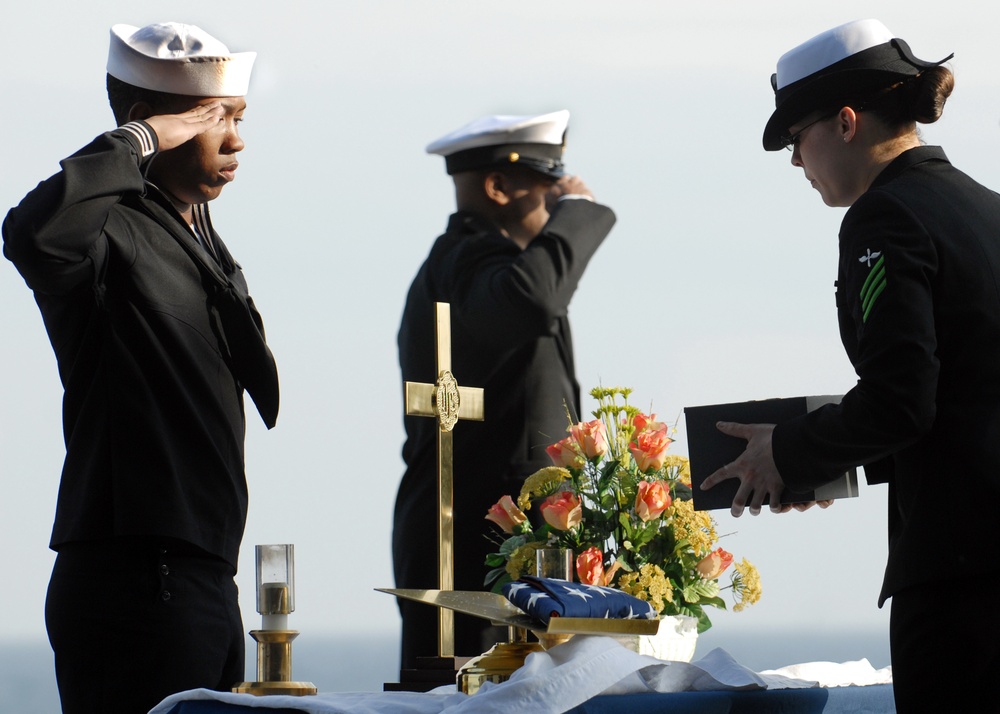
[546,175,594,209]
[143,102,225,152]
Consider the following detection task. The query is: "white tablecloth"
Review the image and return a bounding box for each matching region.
[148,635,892,714]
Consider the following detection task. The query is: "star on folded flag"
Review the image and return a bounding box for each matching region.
[565,588,593,602]
[506,582,532,597]
[526,591,549,610]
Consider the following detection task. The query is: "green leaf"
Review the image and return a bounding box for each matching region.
[673,483,693,501]
[499,535,527,556]
[699,595,726,610]
[628,520,661,550]
[641,530,675,565]
[599,458,622,484]
[538,522,559,538]
[615,559,634,574]
[513,521,534,536]
[683,580,720,601]
[696,580,721,598]
[484,567,509,588]
[619,512,632,531]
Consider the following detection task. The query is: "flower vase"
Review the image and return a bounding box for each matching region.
[612,615,699,662]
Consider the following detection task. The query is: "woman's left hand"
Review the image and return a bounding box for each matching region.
[699,422,784,517]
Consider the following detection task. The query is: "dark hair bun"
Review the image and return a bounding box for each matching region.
[910,66,954,124]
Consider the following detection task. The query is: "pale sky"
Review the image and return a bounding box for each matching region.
[3,0,998,676]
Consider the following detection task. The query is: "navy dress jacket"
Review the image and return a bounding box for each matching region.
[772,146,1000,604]
[3,125,277,568]
[394,198,614,659]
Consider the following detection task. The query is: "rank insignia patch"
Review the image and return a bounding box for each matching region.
[859,248,881,267]
[859,251,886,323]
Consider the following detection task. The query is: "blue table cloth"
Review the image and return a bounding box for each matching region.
[567,685,895,712]
[164,685,895,714]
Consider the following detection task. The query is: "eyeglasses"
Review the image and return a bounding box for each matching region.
[781,109,840,152]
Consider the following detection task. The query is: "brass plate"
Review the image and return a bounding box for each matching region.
[377,588,661,635]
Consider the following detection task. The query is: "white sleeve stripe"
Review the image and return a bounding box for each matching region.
[192,204,219,260]
[119,121,156,157]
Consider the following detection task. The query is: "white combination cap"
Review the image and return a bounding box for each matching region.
[426,110,569,177]
[107,22,256,97]
[762,19,952,151]
[774,19,895,91]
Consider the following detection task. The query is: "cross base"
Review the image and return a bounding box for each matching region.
[383,655,474,692]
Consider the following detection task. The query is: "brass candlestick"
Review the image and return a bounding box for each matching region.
[233,544,317,696]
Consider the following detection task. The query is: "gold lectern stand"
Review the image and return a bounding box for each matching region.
[378,588,660,695]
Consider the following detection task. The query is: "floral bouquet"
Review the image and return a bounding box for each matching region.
[484,386,761,632]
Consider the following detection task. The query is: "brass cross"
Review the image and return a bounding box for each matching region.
[404,302,485,657]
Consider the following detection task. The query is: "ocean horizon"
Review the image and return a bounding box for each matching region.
[1,627,890,713]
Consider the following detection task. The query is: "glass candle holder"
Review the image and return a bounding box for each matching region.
[536,548,573,581]
[256,544,295,630]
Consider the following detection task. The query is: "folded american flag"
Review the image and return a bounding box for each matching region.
[502,576,659,624]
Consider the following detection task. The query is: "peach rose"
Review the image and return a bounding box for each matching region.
[546,435,586,470]
[635,480,672,522]
[576,547,606,585]
[539,491,583,531]
[629,428,674,472]
[632,412,668,434]
[569,419,609,460]
[696,548,734,579]
[575,547,621,586]
[485,495,528,534]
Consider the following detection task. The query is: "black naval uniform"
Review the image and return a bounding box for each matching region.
[3,122,278,713]
[394,198,615,667]
[770,146,1000,711]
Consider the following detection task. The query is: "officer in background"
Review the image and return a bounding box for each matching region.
[394,111,615,667]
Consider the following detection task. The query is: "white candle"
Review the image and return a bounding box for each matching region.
[260,581,289,630]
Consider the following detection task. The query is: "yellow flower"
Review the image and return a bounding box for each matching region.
[517,467,570,510]
[589,385,632,401]
[662,454,691,487]
[618,564,673,615]
[669,499,717,556]
[731,558,762,612]
[506,542,544,580]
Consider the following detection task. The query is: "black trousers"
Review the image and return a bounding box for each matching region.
[889,571,1000,713]
[394,498,508,670]
[46,538,244,714]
